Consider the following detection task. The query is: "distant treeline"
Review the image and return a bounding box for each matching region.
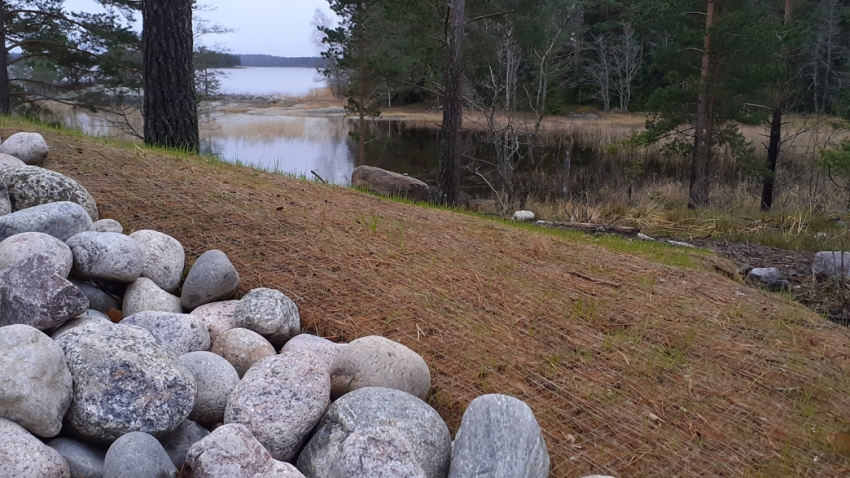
[196,50,241,69]
[238,55,329,68]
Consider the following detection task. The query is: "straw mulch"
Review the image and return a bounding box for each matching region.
[26,125,850,477]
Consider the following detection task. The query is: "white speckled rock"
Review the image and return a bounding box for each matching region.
[234,288,300,348]
[181,250,240,310]
[0,231,73,278]
[282,334,342,373]
[0,153,26,169]
[296,387,451,478]
[211,328,275,378]
[448,394,549,478]
[129,230,185,293]
[123,278,183,317]
[184,424,303,478]
[328,426,426,478]
[330,335,430,399]
[0,201,92,242]
[121,311,210,356]
[103,431,177,478]
[54,322,196,444]
[47,437,106,478]
[178,352,240,429]
[91,219,123,234]
[51,310,112,341]
[0,417,70,477]
[67,231,145,283]
[0,132,49,165]
[0,179,9,216]
[0,165,98,220]
[0,325,73,438]
[191,300,239,349]
[224,351,330,462]
[158,419,209,470]
[813,251,850,278]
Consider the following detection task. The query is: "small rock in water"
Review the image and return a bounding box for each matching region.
[157,419,210,470]
[47,437,107,478]
[211,327,276,378]
[191,300,239,349]
[0,231,74,278]
[234,287,300,348]
[121,311,211,356]
[181,250,240,310]
[178,351,240,429]
[512,211,535,222]
[92,219,124,234]
[183,423,301,478]
[123,277,183,317]
[0,132,49,165]
[103,431,178,478]
[129,230,185,293]
[67,231,145,283]
[330,335,431,399]
[0,165,99,220]
[328,426,426,478]
[0,201,92,242]
[0,417,71,478]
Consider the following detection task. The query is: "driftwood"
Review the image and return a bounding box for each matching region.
[535,220,640,236]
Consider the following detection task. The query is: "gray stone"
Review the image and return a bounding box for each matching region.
[0,231,73,278]
[92,219,123,234]
[123,278,183,317]
[158,420,209,470]
[281,334,342,372]
[747,267,784,284]
[129,230,185,293]
[234,288,300,348]
[330,335,430,400]
[54,322,196,444]
[0,325,73,437]
[512,211,535,222]
[70,278,122,314]
[0,153,26,170]
[103,432,177,478]
[0,201,92,242]
[178,352,239,429]
[0,417,70,477]
[191,300,238,349]
[183,424,299,478]
[211,327,275,378]
[253,461,306,478]
[0,179,9,216]
[51,310,112,341]
[0,166,98,220]
[181,250,240,310]
[351,166,430,201]
[0,255,89,330]
[67,231,145,283]
[121,311,211,356]
[296,387,451,478]
[224,351,330,462]
[328,427,426,478]
[0,132,49,165]
[47,437,107,478]
[813,251,850,279]
[448,394,549,478]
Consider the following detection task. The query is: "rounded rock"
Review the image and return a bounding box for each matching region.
[0,153,26,170]
[0,201,92,242]
[91,219,123,234]
[0,132,49,165]
[129,230,185,293]
[181,250,240,310]
[70,278,122,314]
[191,300,238,349]
[103,431,177,478]
[0,231,73,278]
[0,417,70,477]
[211,327,275,378]
[282,334,342,372]
[184,424,300,478]
[51,310,112,341]
[67,231,145,283]
[330,335,431,399]
[123,277,183,317]
[0,165,98,220]
[47,437,107,478]
[121,311,211,356]
[328,426,426,478]
[157,419,210,470]
[234,288,300,348]
[178,352,240,429]
[0,179,9,216]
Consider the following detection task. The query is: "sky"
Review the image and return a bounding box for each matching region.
[62,0,335,57]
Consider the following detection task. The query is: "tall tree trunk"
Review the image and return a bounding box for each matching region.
[437,0,465,206]
[0,3,9,116]
[143,0,199,151]
[689,0,714,209]
[356,1,366,166]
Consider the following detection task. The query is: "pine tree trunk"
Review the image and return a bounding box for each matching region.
[0,4,10,116]
[689,0,714,209]
[142,0,199,151]
[356,1,367,166]
[437,0,465,206]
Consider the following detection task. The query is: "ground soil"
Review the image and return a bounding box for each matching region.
[14,121,850,477]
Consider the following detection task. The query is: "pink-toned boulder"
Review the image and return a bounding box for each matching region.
[351,166,429,201]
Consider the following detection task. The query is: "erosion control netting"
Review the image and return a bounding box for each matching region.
[36,127,850,477]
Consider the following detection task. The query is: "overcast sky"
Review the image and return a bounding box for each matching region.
[63,0,334,57]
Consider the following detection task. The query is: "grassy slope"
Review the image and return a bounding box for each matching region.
[15,119,850,477]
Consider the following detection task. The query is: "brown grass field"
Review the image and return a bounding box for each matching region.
[12,118,850,477]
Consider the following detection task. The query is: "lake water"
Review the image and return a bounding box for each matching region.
[215,67,324,96]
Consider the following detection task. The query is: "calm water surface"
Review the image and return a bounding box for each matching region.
[215,67,324,96]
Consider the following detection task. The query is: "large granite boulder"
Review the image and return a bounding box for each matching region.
[234,288,300,348]
[0,417,70,477]
[191,300,239,349]
[103,431,178,478]
[211,327,275,378]
[178,352,240,429]
[224,351,330,461]
[0,325,73,437]
[296,387,451,478]
[282,334,342,373]
[328,427,426,478]
[0,132,49,165]
[51,310,112,341]
[183,424,303,478]
[54,322,196,444]
[67,231,145,283]
[813,251,850,279]
[0,231,74,278]
[351,166,429,201]
[123,278,183,317]
[448,394,549,478]
[157,419,210,470]
[129,230,185,293]
[0,178,9,216]
[181,250,240,310]
[47,437,107,478]
[121,311,211,356]
[330,335,430,399]
[0,201,92,242]
[0,165,98,220]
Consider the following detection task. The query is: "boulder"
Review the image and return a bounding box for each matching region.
[224,351,330,462]
[0,255,89,330]
[183,424,301,478]
[67,231,145,283]
[51,310,112,341]
[448,394,549,478]
[92,219,123,234]
[0,132,49,165]
[0,417,70,478]
[813,251,850,279]
[296,387,451,478]
[747,267,784,284]
[123,277,183,317]
[210,327,275,378]
[121,311,211,356]
[512,211,535,222]
[103,432,178,478]
[282,334,342,373]
[0,165,98,220]
[0,153,26,169]
[330,335,430,399]
[0,179,9,216]
[328,427,426,478]
[181,250,240,310]
[0,324,73,437]
[178,352,240,429]
[191,300,239,349]
[47,437,107,478]
[351,165,429,201]
[158,419,210,470]
[54,322,196,444]
[0,231,73,278]
[0,201,92,242]
[70,278,122,314]
[234,288,300,347]
[129,230,185,293]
